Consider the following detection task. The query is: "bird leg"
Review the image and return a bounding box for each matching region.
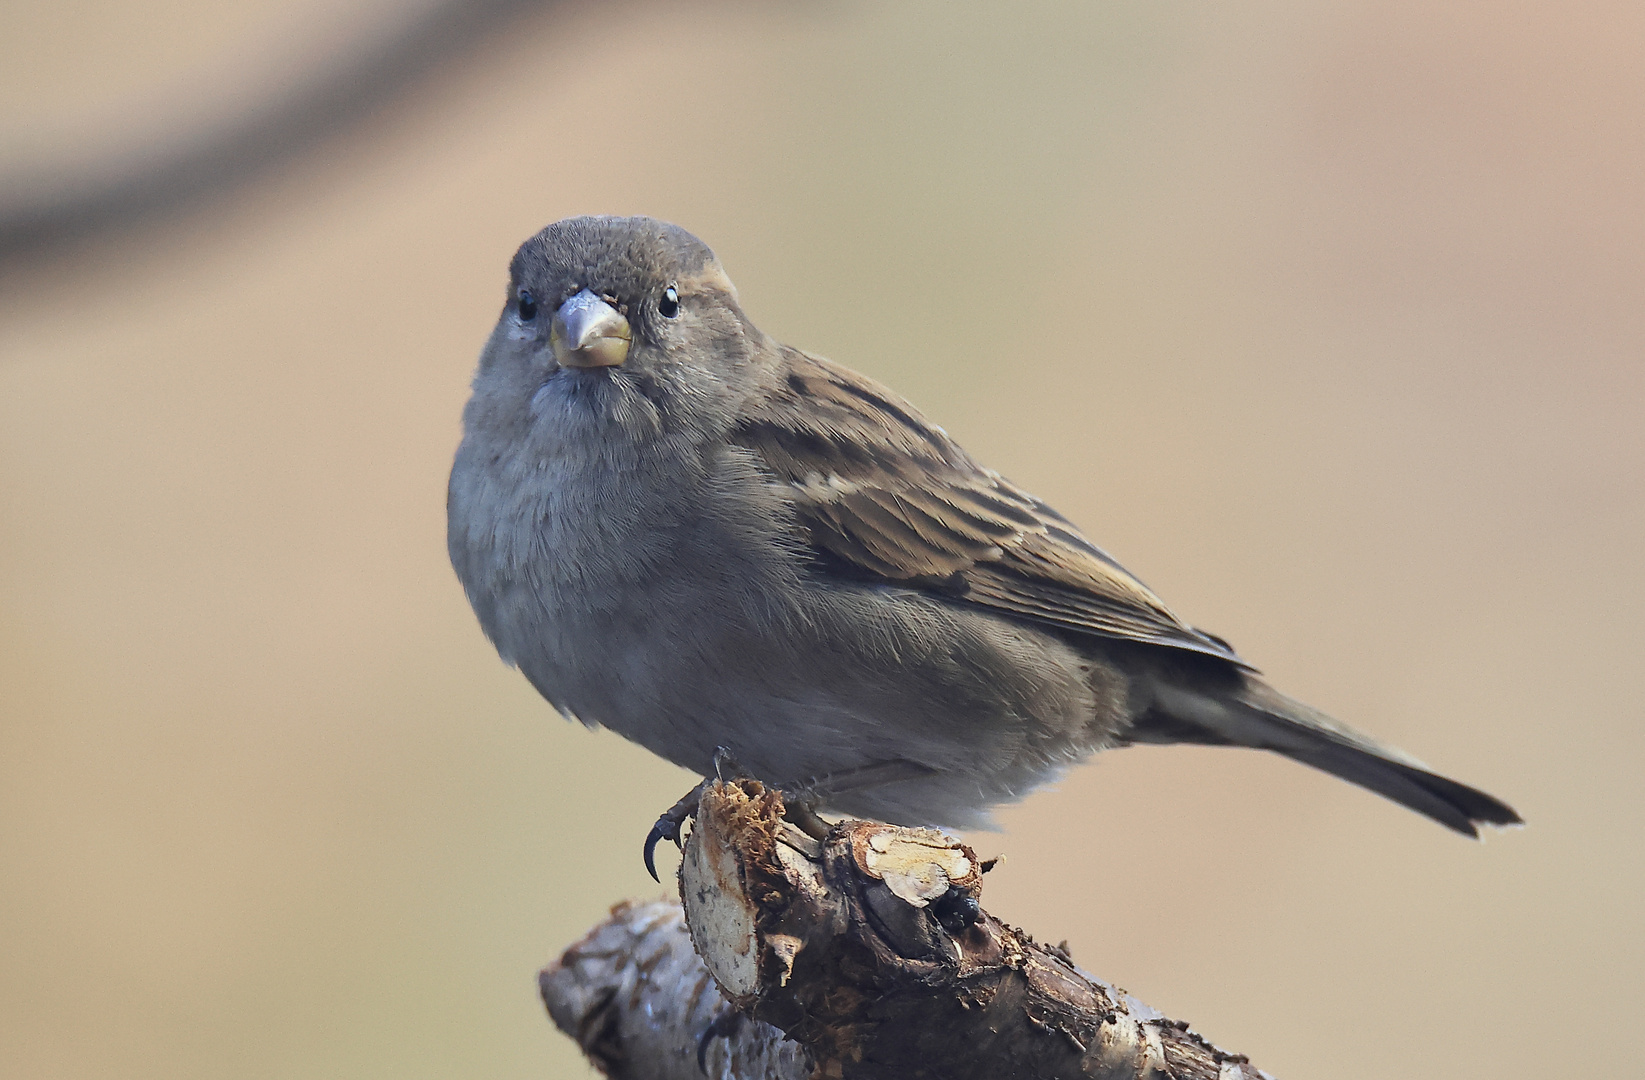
[776,759,936,841]
[643,747,754,882]
[643,753,934,880]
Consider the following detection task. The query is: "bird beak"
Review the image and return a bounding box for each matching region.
[550,289,632,368]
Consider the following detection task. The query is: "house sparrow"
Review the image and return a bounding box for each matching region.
[447,215,1520,860]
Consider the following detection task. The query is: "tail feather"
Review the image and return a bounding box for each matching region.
[1143,677,1522,838]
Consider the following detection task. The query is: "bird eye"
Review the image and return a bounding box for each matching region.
[658,284,680,319]
[516,288,537,321]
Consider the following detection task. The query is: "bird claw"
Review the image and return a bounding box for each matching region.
[643,777,709,883]
[642,753,934,880]
[696,1007,745,1073]
[642,812,686,884]
[643,745,750,883]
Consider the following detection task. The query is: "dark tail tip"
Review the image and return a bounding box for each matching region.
[1288,746,1522,838]
[1425,771,1523,838]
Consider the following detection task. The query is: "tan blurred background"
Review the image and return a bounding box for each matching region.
[1,1,1639,1076]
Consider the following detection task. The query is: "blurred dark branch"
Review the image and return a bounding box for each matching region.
[0,0,563,266]
[542,780,1273,1080]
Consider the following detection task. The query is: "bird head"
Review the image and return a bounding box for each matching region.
[473,217,773,442]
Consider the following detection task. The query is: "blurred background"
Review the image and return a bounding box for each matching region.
[1,1,1639,1076]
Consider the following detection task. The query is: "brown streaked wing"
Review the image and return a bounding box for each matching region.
[733,350,1249,667]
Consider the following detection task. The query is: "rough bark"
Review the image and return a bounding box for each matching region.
[542,778,1271,1080]
[542,898,809,1080]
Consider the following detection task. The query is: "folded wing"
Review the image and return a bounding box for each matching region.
[732,351,1249,667]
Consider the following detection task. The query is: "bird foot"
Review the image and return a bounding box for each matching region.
[696,1006,746,1073]
[642,753,935,880]
[642,782,703,883]
[775,785,833,841]
[775,758,937,841]
[642,747,752,882]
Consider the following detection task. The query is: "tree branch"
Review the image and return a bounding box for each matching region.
[0,0,570,266]
[543,898,810,1080]
[543,779,1271,1080]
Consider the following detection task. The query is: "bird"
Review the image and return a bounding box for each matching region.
[447,215,1520,867]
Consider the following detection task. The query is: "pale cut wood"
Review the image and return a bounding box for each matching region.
[542,778,1271,1080]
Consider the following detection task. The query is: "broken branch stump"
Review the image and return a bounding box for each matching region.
[542,779,1271,1080]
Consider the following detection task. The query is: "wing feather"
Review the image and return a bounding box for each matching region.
[733,350,1250,667]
